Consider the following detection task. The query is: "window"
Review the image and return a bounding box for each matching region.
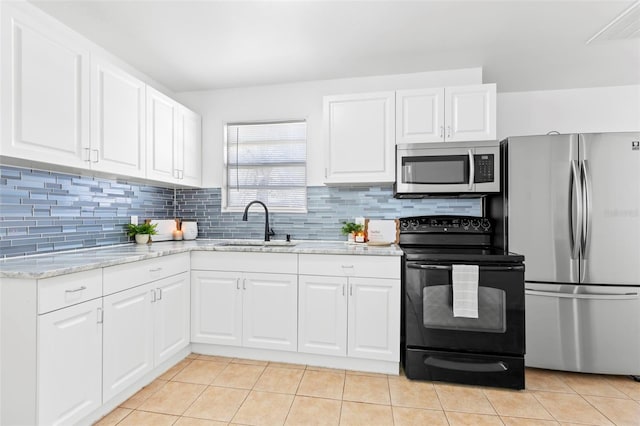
[224,120,307,212]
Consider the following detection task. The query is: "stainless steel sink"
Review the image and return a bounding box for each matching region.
[217,240,296,247]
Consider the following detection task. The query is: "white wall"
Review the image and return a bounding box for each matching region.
[497,85,640,140]
[176,68,483,187]
[177,70,640,188]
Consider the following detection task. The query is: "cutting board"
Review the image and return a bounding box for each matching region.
[149,219,177,242]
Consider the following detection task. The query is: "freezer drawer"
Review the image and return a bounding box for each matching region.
[525,282,640,375]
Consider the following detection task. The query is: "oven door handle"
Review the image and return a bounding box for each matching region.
[407,264,524,272]
[424,356,508,373]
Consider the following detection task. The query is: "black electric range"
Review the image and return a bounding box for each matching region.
[399,215,525,389]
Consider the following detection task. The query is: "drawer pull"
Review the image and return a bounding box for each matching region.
[157,288,163,300]
[65,286,87,293]
[341,265,354,269]
[149,267,163,273]
[97,307,104,324]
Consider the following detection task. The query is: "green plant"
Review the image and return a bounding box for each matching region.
[126,222,158,237]
[341,221,364,235]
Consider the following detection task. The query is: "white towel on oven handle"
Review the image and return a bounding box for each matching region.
[452,264,479,318]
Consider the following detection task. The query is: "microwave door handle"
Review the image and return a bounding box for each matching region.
[468,149,474,190]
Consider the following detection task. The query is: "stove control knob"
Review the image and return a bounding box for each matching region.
[409,219,419,229]
[430,219,438,227]
[471,219,481,229]
[461,218,470,229]
[481,218,491,230]
[400,221,409,230]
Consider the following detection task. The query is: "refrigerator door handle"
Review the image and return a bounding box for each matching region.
[468,149,474,190]
[581,160,592,260]
[569,160,582,260]
[525,289,639,300]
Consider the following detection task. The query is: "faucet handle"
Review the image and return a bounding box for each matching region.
[268,228,276,237]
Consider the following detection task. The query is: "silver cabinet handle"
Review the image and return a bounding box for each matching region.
[342,284,345,296]
[243,278,246,290]
[151,289,157,303]
[65,286,86,293]
[440,126,444,139]
[91,149,99,163]
[341,265,354,269]
[447,125,451,139]
[150,267,162,273]
[350,284,353,296]
[97,307,104,324]
[178,170,184,179]
[156,288,163,300]
[468,149,474,190]
[236,278,240,290]
[84,148,91,162]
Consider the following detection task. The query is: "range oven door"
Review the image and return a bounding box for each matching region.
[404,261,524,356]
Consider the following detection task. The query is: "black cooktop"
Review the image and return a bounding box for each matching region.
[399,215,523,263]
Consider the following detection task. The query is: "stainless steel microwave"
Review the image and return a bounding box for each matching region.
[394,141,501,197]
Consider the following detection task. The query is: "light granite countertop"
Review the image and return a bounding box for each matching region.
[0,239,403,279]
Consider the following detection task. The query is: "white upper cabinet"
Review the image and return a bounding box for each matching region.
[396,88,445,144]
[146,86,179,183]
[90,56,146,177]
[176,106,202,187]
[0,3,90,168]
[146,88,202,186]
[445,84,496,142]
[396,83,496,144]
[323,92,396,185]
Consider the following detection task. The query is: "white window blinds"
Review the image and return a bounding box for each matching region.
[225,120,307,212]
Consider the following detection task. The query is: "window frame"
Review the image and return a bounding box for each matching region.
[222,119,308,213]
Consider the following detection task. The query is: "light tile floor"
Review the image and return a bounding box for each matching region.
[95,353,640,426]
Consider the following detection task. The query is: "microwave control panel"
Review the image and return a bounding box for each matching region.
[474,154,495,183]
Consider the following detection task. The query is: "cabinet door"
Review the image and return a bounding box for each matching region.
[348,277,400,361]
[37,298,102,426]
[396,88,445,144]
[176,106,202,187]
[323,92,395,184]
[103,283,154,402]
[444,84,496,142]
[91,57,146,177]
[243,273,298,351]
[191,271,242,345]
[0,3,90,169]
[146,86,178,183]
[298,275,347,356]
[154,272,190,365]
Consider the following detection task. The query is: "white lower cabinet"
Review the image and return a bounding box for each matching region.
[103,283,155,402]
[298,255,401,362]
[191,270,298,351]
[103,271,190,402]
[37,298,103,426]
[190,251,298,352]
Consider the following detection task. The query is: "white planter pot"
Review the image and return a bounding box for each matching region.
[135,234,150,244]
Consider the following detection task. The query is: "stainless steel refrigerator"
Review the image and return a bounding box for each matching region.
[504,132,640,375]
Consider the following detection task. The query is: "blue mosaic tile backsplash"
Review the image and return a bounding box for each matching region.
[0,165,481,258]
[175,187,481,241]
[0,166,175,258]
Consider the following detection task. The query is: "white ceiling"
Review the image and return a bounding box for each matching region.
[29,0,640,93]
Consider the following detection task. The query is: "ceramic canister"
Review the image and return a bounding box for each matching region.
[182,221,198,240]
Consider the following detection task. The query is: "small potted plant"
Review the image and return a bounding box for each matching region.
[341,221,364,243]
[126,222,158,245]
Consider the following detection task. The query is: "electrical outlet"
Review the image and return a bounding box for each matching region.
[130,215,138,225]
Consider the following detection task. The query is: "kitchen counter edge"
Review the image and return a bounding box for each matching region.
[0,240,403,279]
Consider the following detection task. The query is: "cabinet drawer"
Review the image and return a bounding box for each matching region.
[38,269,102,314]
[103,253,189,295]
[191,251,297,274]
[299,254,399,279]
